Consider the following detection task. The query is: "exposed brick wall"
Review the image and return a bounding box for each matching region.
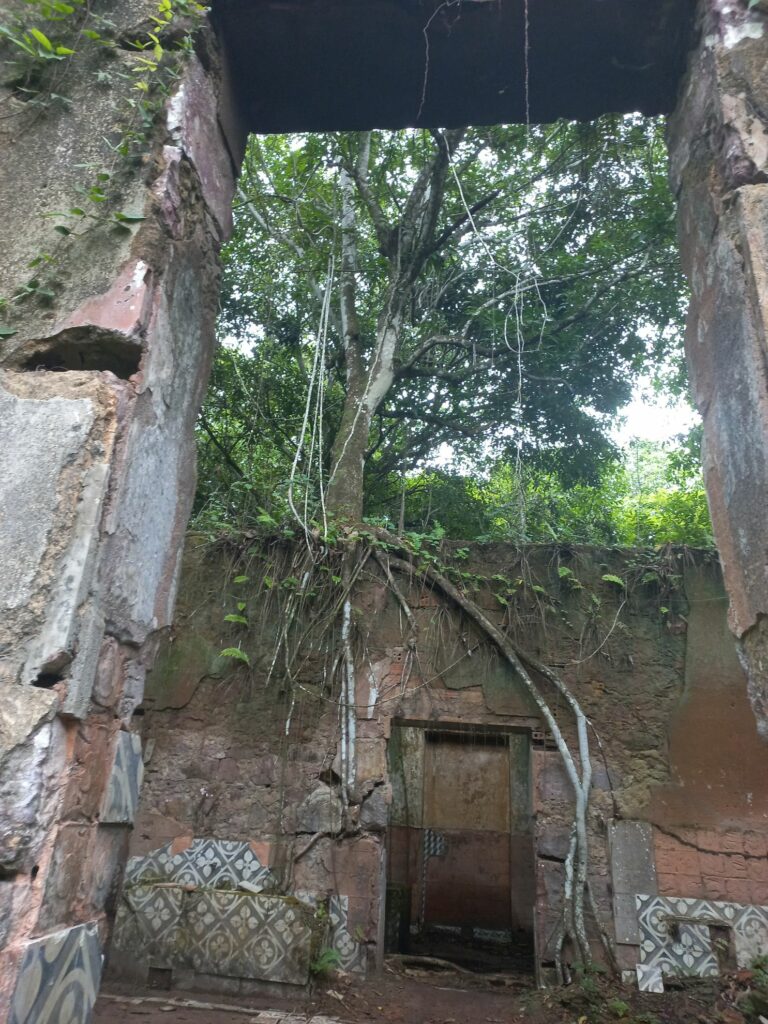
[110,541,768,983]
[654,827,768,906]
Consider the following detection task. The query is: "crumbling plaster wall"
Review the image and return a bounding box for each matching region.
[1,0,768,1015]
[668,0,768,737]
[114,541,768,988]
[0,5,245,1020]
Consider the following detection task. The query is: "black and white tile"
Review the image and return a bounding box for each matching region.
[101,732,143,825]
[124,837,275,890]
[10,923,102,1024]
[636,895,768,991]
[115,838,368,984]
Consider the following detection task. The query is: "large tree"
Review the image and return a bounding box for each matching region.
[201,120,694,968]
[209,118,685,526]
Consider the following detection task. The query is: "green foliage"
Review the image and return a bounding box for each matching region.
[0,0,207,336]
[0,0,84,88]
[606,998,631,1019]
[219,646,250,666]
[192,121,711,547]
[309,947,341,976]
[200,117,688,530]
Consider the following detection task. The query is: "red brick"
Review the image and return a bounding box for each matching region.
[702,875,728,901]
[655,848,684,878]
[744,832,768,858]
[748,878,768,905]
[656,872,678,896]
[724,877,751,904]
[747,857,768,884]
[698,829,724,852]
[659,873,702,898]
[699,851,726,876]
[722,830,745,854]
[672,849,703,876]
[725,854,748,879]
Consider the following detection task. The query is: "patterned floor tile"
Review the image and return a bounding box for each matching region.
[10,923,102,1024]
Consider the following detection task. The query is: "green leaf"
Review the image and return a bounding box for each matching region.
[54,45,75,55]
[557,566,573,578]
[224,614,248,625]
[29,27,54,51]
[601,574,625,587]
[0,326,17,338]
[233,575,249,584]
[53,225,71,235]
[220,646,250,665]
[113,211,145,223]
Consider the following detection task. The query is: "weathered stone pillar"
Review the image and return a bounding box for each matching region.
[669,0,768,736]
[0,3,244,1019]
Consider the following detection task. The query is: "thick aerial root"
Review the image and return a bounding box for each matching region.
[368,532,612,972]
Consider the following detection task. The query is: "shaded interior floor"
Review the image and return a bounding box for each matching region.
[405,925,535,976]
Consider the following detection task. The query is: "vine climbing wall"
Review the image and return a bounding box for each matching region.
[109,540,768,991]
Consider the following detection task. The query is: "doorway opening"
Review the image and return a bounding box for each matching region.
[386,723,536,976]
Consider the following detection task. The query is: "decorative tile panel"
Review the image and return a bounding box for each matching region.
[124,837,275,891]
[10,923,102,1024]
[123,885,185,949]
[328,895,366,974]
[101,732,143,824]
[636,894,768,985]
[113,887,313,985]
[114,839,367,985]
[636,963,664,993]
[185,891,313,984]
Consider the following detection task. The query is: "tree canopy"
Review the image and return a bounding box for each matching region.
[196,116,703,544]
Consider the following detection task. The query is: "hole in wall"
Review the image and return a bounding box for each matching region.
[18,328,142,379]
[710,924,737,971]
[147,965,173,990]
[32,672,65,689]
[30,865,39,881]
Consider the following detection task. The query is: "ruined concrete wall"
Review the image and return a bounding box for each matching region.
[111,540,768,991]
[669,0,768,736]
[0,5,244,1019]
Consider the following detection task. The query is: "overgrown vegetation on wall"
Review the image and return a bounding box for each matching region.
[0,0,207,335]
[197,527,703,978]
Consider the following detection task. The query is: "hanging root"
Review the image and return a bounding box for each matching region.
[366,528,614,973]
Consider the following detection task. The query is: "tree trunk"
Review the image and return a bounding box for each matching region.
[326,386,371,523]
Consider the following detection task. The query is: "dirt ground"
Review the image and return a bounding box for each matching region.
[93,958,765,1024]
